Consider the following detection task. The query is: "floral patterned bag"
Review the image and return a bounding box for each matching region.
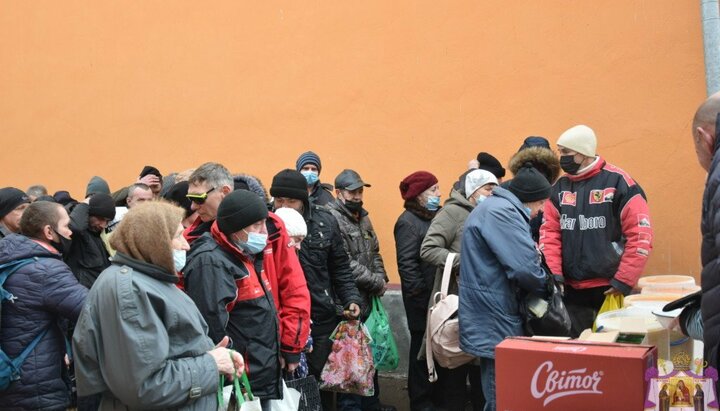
[319,320,375,396]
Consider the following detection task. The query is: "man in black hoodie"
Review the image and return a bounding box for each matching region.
[64,193,116,288]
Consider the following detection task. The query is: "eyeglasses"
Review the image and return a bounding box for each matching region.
[186,187,215,205]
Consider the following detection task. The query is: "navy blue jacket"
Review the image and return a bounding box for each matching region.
[458,187,547,359]
[0,234,88,410]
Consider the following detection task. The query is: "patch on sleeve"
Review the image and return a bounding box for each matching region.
[560,191,577,206]
[636,248,649,257]
[589,190,604,204]
[638,232,652,244]
[638,214,651,228]
[603,188,616,202]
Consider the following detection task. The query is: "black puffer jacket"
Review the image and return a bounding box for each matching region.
[394,202,437,331]
[702,139,720,380]
[0,234,88,410]
[64,203,111,288]
[299,205,362,326]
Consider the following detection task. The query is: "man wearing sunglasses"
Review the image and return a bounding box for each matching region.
[183,162,234,244]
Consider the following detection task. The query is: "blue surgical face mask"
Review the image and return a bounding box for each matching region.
[301,170,319,186]
[237,230,268,255]
[425,196,441,211]
[173,249,186,272]
[525,207,532,216]
[474,194,487,206]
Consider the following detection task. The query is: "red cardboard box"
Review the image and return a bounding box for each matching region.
[496,337,657,411]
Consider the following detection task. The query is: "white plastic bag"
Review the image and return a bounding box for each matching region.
[269,379,301,411]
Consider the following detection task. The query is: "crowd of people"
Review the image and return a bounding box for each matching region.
[9,113,708,411]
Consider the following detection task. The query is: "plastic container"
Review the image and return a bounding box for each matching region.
[641,284,700,296]
[624,293,684,312]
[637,275,695,290]
[595,306,662,333]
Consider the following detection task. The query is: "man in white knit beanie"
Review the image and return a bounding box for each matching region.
[539,124,654,337]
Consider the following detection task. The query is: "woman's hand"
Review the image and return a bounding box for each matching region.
[208,336,245,378]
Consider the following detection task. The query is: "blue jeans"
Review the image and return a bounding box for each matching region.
[337,371,380,411]
[479,358,495,411]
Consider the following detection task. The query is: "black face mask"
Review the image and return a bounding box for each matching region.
[51,228,72,255]
[560,155,582,175]
[343,199,364,213]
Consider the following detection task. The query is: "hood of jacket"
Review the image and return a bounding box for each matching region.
[112,252,178,283]
[508,146,561,184]
[0,233,61,265]
[234,174,270,204]
[443,188,474,213]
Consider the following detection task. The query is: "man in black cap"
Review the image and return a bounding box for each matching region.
[270,169,362,411]
[64,193,116,288]
[296,151,335,205]
[458,165,551,410]
[326,169,392,411]
[0,187,31,239]
[183,190,286,406]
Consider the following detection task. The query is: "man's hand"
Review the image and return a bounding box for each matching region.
[603,287,623,296]
[279,357,299,373]
[137,174,161,187]
[344,303,361,319]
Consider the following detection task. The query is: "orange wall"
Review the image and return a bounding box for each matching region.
[0,2,708,283]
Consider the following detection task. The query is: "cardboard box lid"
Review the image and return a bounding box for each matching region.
[497,336,655,359]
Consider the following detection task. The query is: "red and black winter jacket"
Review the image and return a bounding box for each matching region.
[182,223,282,399]
[539,157,653,295]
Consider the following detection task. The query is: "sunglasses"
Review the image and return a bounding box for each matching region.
[186,187,215,205]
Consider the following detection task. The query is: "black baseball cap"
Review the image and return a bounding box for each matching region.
[334,169,371,191]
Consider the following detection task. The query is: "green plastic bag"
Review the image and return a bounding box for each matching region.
[365,296,399,371]
[592,294,624,332]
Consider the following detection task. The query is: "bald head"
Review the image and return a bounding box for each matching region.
[692,92,720,171]
[693,92,720,132]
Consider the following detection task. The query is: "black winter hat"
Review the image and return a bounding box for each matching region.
[140,165,163,180]
[518,136,551,152]
[508,165,551,203]
[162,181,193,218]
[53,191,77,206]
[0,187,30,219]
[88,193,116,220]
[476,152,506,179]
[217,189,268,235]
[270,169,309,201]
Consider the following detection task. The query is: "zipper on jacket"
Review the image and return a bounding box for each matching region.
[295,317,303,345]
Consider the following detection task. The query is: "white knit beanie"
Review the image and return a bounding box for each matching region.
[464,169,499,199]
[557,125,597,157]
[274,207,307,237]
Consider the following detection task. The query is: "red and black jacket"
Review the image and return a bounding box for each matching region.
[182,223,282,400]
[539,157,653,295]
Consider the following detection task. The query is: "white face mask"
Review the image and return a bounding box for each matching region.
[173,249,186,272]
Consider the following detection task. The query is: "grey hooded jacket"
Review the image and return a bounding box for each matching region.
[72,253,219,410]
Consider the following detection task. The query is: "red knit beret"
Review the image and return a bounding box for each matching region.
[399,171,438,200]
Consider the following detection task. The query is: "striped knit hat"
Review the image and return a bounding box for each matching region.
[295,151,322,173]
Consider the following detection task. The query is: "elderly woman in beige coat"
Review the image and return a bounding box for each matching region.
[72,201,243,410]
[419,169,497,411]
